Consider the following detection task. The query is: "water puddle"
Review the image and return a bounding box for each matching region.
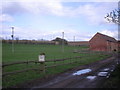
[106,73,110,78]
[98,72,108,77]
[73,69,92,76]
[86,76,96,80]
[110,69,114,72]
[102,68,110,72]
[111,65,115,72]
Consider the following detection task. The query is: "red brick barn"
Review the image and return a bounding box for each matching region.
[89,32,118,52]
[118,40,120,51]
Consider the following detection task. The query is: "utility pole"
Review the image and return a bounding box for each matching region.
[11,27,14,53]
[73,36,76,52]
[74,36,75,46]
[62,32,64,52]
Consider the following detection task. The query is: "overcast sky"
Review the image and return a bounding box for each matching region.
[1,0,119,41]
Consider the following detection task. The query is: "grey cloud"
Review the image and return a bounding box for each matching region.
[2,2,28,15]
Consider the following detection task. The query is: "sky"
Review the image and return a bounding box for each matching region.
[1,0,119,41]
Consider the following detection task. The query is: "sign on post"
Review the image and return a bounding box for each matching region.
[39,53,45,62]
[39,53,45,73]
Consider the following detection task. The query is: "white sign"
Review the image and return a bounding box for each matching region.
[39,55,45,62]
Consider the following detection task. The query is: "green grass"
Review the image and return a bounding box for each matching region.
[2,43,110,88]
[2,43,88,62]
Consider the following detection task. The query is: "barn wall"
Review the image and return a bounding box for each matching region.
[89,34,107,51]
[89,33,118,52]
[118,41,120,51]
[110,42,118,51]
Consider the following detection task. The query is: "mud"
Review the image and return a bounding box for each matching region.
[13,56,120,88]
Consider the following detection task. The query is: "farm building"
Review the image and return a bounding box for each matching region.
[68,41,89,46]
[52,37,68,45]
[89,32,118,52]
[118,40,120,51]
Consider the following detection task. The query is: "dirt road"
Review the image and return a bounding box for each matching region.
[29,56,119,89]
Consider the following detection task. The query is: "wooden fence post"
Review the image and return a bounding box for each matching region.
[54,57,56,69]
[40,62,45,73]
[39,53,45,74]
[70,57,72,64]
[75,57,77,63]
[62,58,65,64]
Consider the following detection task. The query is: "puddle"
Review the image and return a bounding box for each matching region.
[98,72,108,77]
[102,68,109,72]
[86,76,96,80]
[111,69,114,72]
[73,69,92,76]
[106,74,110,78]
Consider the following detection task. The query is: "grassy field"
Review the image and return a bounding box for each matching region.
[2,43,110,88]
[2,43,88,62]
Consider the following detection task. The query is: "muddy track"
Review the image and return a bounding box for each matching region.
[13,56,119,88]
[29,56,119,88]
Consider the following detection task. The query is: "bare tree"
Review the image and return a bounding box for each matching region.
[105,2,120,25]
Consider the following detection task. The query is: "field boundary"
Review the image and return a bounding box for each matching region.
[2,56,81,77]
